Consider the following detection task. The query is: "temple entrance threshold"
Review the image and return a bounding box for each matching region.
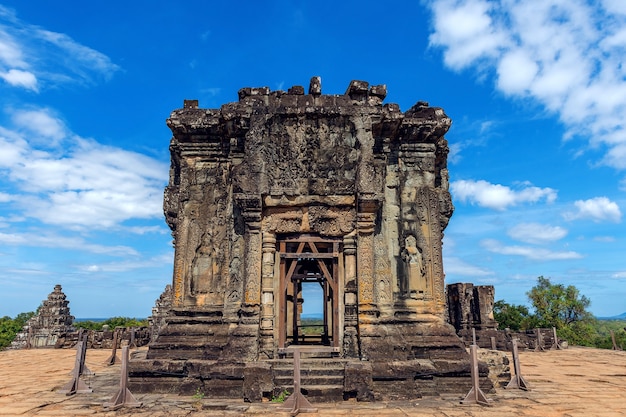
[278,235,340,353]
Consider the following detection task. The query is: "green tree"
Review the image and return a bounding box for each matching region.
[526,276,596,345]
[493,300,537,331]
[0,311,36,350]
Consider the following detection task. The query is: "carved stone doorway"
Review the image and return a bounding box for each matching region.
[278,235,340,350]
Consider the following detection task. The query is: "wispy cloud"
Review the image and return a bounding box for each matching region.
[0,231,139,256]
[481,238,583,260]
[76,252,172,273]
[451,179,557,210]
[563,196,622,223]
[428,0,626,170]
[0,107,168,229]
[507,222,568,244]
[0,5,120,91]
[444,256,494,276]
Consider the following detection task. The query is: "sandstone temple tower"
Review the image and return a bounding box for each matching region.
[131,78,477,400]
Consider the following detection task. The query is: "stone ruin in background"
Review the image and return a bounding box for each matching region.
[148,284,172,342]
[9,284,153,350]
[447,282,563,352]
[130,77,493,401]
[10,284,75,349]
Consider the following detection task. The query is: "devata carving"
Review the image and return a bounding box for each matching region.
[131,78,482,401]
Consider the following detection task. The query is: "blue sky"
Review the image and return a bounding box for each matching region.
[1,0,625,319]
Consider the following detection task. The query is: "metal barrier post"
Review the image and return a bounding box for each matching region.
[611,330,622,350]
[58,341,93,395]
[279,347,317,416]
[129,327,137,349]
[461,344,491,406]
[105,329,121,366]
[534,328,545,351]
[104,346,142,410]
[506,338,530,390]
[550,327,561,350]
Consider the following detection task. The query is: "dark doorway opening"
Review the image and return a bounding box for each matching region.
[278,235,339,349]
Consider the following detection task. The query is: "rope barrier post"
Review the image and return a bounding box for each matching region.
[472,328,477,346]
[105,329,121,366]
[104,345,142,410]
[58,341,93,395]
[490,336,496,350]
[279,347,317,416]
[461,344,491,406]
[506,338,530,391]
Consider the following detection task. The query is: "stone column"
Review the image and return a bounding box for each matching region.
[260,232,276,358]
[343,233,359,357]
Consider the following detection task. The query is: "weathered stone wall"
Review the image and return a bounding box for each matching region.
[56,327,151,349]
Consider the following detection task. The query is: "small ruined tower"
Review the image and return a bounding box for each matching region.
[132,77,478,401]
[10,284,75,349]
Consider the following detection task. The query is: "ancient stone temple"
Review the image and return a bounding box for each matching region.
[131,78,485,400]
[10,284,75,349]
[447,283,500,348]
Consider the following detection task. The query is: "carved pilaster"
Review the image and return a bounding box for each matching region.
[357,198,379,320]
[236,195,263,308]
[172,218,189,306]
[260,232,276,358]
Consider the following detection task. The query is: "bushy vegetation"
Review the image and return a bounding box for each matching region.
[0,311,36,350]
[73,316,148,331]
[494,276,625,348]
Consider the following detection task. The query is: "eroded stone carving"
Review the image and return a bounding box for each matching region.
[132,77,478,402]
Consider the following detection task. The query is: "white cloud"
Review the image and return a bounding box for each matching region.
[0,69,37,90]
[11,108,65,142]
[563,196,622,223]
[428,0,626,171]
[444,256,494,277]
[0,6,119,91]
[507,223,568,244]
[429,0,508,70]
[481,238,583,260]
[0,231,139,256]
[76,253,172,273]
[451,179,557,210]
[0,107,168,229]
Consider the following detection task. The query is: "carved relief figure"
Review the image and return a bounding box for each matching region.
[189,227,224,304]
[402,235,426,299]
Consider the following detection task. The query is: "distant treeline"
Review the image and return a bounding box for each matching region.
[73,317,149,331]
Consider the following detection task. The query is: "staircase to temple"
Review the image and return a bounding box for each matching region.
[267,357,347,402]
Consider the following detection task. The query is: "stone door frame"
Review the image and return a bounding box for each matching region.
[277,234,340,350]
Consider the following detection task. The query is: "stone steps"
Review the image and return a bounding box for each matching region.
[268,358,347,402]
